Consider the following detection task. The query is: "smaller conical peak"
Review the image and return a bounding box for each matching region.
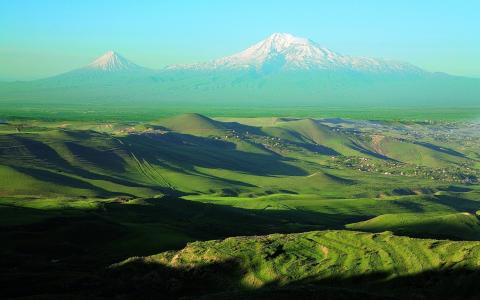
[87,51,140,71]
[101,50,117,59]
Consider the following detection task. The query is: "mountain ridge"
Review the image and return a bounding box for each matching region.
[167,33,424,74]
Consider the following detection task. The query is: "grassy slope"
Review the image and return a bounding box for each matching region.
[185,190,480,230]
[158,113,228,135]
[375,136,467,168]
[1,115,452,198]
[274,118,359,156]
[347,212,480,240]
[110,230,480,299]
[0,129,164,197]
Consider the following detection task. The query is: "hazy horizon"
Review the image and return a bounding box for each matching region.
[1,0,479,81]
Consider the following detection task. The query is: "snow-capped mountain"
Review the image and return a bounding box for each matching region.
[2,33,478,106]
[38,51,153,85]
[84,51,145,72]
[171,33,423,73]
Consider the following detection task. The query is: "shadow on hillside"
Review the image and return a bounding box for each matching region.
[221,121,265,136]
[5,194,480,267]
[0,196,364,266]
[349,141,395,160]
[11,165,172,197]
[0,197,367,298]
[433,194,480,213]
[212,268,480,300]
[294,142,340,155]
[10,256,478,300]
[12,165,124,196]
[8,129,309,196]
[414,141,466,158]
[65,141,126,172]
[10,135,167,192]
[122,132,308,176]
[391,198,427,212]
[14,134,126,173]
[3,195,480,299]
[98,197,363,239]
[388,194,480,220]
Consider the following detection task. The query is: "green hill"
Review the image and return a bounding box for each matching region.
[277,119,338,143]
[269,118,382,157]
[369,136,467,168]
[158,113,228,135]
[346,212,480,240]
[110,230,480,299]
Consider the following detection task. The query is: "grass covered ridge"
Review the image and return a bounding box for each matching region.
[110,230,480,299]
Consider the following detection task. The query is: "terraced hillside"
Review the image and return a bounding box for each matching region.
[108,230,480,299]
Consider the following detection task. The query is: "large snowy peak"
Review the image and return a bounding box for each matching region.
[214,33,341,69]
[173,33,423,73]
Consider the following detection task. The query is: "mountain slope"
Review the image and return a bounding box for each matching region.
[173,33,423,74]
[31,51,154,87]
[85,51,144,72]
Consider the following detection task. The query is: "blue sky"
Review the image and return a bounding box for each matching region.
[1,0,479,80]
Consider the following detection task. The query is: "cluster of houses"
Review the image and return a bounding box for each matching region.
[331,156,479,184]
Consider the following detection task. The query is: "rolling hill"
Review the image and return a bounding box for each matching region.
[158,113,228,135]
[347,212,480,240]
[0,114,476,198]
